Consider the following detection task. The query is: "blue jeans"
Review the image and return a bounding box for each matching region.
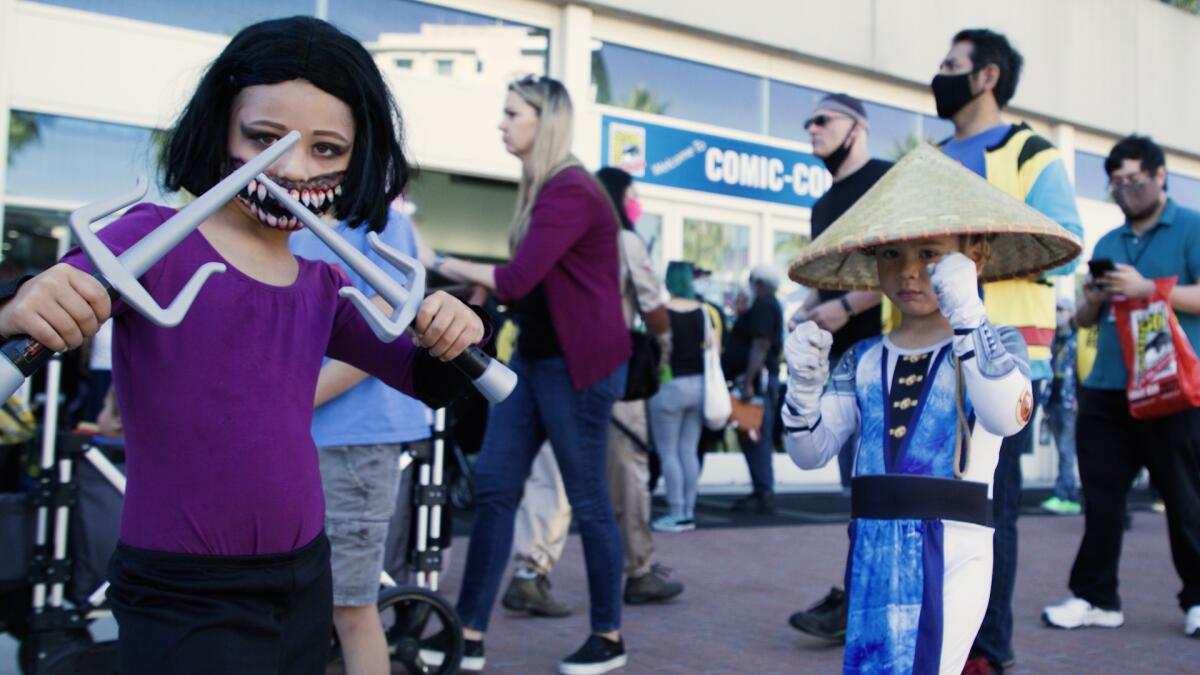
[456,355,627,633]
[972,385,1042,667]
[1047,402,1079,502]
[739,376,778,496]
[648,374,704,518]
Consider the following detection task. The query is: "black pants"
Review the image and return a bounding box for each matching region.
[1069,388,1200,612]
[107,533,333,675]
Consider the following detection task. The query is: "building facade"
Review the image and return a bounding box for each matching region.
[3,0,1199,488]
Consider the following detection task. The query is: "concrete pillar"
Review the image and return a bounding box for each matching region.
[0,0,15,242]
[551,3,598,166]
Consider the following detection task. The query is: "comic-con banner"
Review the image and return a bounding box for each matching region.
[601,114,832,208]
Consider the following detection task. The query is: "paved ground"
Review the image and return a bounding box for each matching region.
[433,497,1193,674]
[3,490,1192,674]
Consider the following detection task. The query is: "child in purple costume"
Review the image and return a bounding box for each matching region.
[0,17,487,675]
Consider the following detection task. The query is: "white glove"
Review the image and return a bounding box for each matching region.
[928,252,986,331]
[784,321,833,425]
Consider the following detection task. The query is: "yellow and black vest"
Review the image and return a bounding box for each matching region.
[883,124,1061,371]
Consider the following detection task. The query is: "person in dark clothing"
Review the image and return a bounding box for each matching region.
[725,266,784,514]
[785,92,892,644]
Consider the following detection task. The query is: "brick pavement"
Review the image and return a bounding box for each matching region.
[434,508,1195,674]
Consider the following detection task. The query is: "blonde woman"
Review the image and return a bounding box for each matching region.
[419,76,631,674]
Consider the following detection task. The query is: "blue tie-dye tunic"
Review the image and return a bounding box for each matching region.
[842,337,976,674]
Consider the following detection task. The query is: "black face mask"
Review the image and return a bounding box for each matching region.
[821,122,857,176]
[931,72,980,119]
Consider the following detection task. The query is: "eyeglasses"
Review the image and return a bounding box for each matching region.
[1108,171,1149,192]
[804,113,850,129]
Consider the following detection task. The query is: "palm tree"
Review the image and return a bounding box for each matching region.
[618,84,669,115]
[7,111,40,165]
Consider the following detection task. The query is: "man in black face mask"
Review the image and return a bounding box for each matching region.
[928,28,1083,675]
[786,93,891,644]
[1045,135,1200,645]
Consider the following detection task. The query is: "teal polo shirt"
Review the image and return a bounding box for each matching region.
[1085,199,1200,390]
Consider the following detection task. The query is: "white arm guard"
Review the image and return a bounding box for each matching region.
[955,321,1033,438]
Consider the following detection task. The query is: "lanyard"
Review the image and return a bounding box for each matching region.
[1122,224,1161,267]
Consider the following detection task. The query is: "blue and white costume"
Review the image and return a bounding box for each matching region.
[784,321,1030,674]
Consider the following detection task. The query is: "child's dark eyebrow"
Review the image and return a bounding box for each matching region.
[313,130,349,144]
[241,121,348,145]
[245,120,287,131]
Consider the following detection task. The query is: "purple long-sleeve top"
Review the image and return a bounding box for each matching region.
[62,204,443,555]
[493,166,631,390]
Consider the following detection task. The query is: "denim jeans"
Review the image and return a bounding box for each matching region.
[739,375,778,496]
[648,374,704,518]
[456,354,627,633]
[971,384,1042,667]
[1047,402,1079,502]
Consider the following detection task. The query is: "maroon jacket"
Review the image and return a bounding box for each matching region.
[494,166,631,390]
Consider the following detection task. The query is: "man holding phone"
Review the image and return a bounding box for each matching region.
[1043,135,1200,640]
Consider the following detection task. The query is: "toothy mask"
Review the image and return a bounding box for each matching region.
[228,159,346,231]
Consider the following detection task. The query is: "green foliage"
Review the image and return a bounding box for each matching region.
[888,131,944,162]
[1163,0,1200,15]
[618,84,669,114]
[7,111,40,165]
[683,219,728,272]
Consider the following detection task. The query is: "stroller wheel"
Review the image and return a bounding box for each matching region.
[329,585,464,674]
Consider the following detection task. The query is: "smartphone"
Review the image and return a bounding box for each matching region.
[1087,258,1115,279]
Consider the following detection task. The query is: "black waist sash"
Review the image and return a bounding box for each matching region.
[851,475,993,527]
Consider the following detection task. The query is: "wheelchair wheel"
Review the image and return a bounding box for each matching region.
[329,586,464,674]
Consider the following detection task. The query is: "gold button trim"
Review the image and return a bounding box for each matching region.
[889,425,907,439]
[897,374,924,387]
[893,397,918,410]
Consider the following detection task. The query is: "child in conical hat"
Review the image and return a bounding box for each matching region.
[782,145,1079,674]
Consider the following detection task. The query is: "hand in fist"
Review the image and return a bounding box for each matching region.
[928,252,985,331]
[784,321,833,424]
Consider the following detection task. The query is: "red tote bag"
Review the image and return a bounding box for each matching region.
[1112,276,1200,419]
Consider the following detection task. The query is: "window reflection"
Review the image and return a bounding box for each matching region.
[5,111,171,207]
[31,0,314,35]
[633,212,664,278]
[768,80,828,142]
[1168,172,1200,211]
[1074,151,1110,202]
[683,218,750,314]
[593,43,764,133]
[2,206,68,275]
[330,0,549,89]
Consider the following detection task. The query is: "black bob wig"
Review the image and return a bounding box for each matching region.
[160,16,409,233]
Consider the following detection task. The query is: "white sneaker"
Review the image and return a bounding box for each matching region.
[1042,597,1124,629]
[1186,605,1200,638]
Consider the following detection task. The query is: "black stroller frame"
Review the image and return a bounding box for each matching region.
[5,358,467,675]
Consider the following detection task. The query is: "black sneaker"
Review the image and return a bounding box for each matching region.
[558,634,627,674]
[787,586,847,643]
[730,492,776,514]
[418,629,485,672]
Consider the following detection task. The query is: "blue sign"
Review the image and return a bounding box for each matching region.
[601,114,831,208]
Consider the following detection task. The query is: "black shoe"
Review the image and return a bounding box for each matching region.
[730,492,775,514]
[558,634,627,674]
[788,587,847,643]
[623,564,685,605]
[419,629,485,672]
[501,573,572,617]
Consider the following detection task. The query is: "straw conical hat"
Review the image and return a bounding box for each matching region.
[788,143,1081,290]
